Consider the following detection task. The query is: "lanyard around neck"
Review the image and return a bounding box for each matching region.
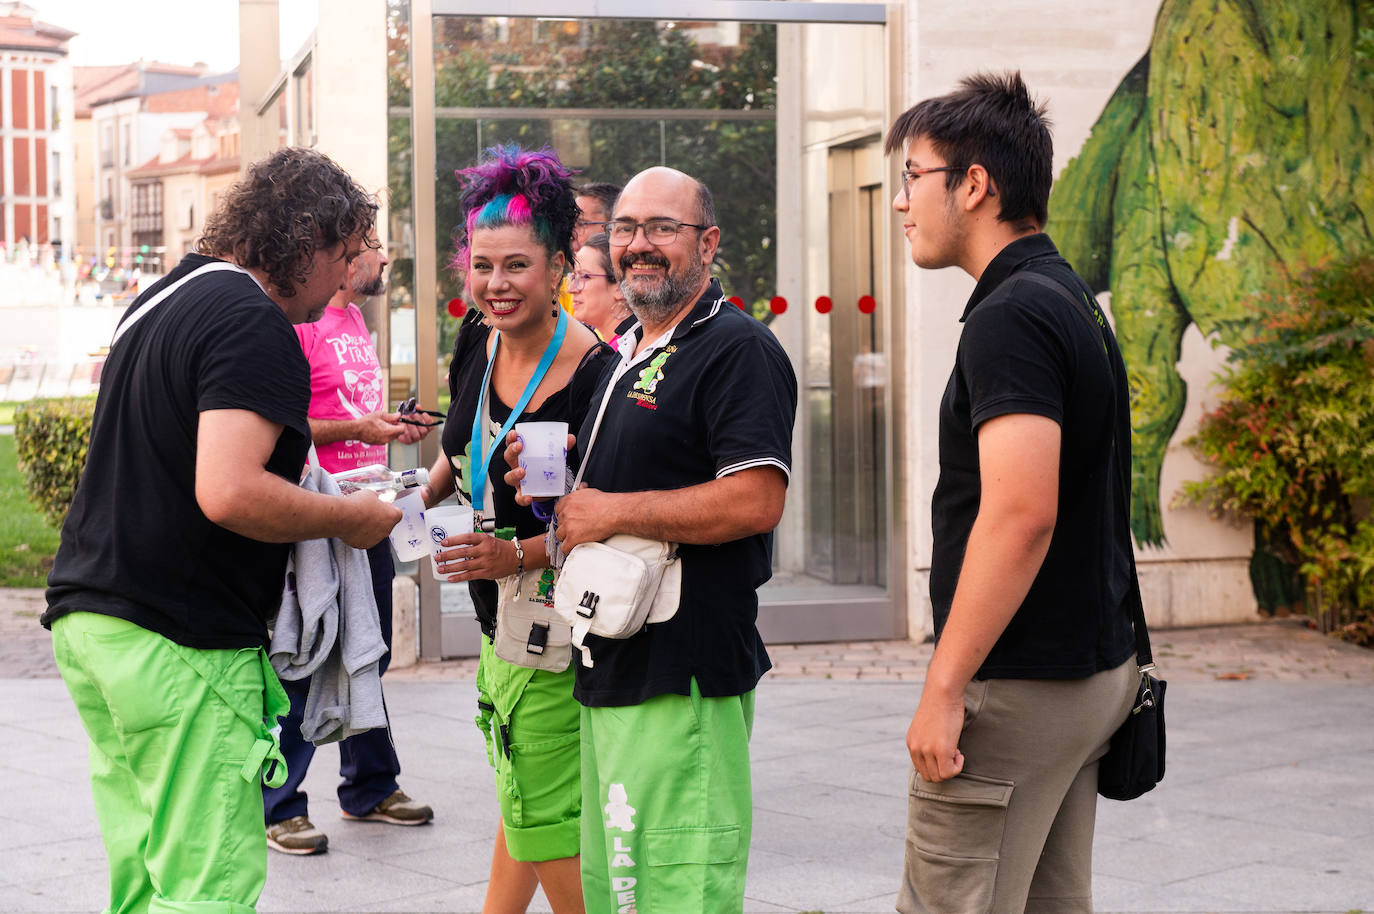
[470,307,567,513]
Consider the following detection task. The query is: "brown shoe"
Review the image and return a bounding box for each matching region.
[341,789,433,826]
[266,816,328,855]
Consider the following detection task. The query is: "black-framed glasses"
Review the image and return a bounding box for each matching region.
[567,271,614,292]
[606,218,710,245]
[397,397,445,427]
[900,165,966,199]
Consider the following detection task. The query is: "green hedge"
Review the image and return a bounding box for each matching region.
[14,398,95,527]
[1180,255,1374,638]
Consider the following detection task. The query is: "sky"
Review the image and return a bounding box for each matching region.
[41,0,316,73]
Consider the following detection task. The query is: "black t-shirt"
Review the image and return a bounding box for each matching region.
[930,233,1136,679]
[43,253,312,649]
[441,309,615,636]
[573,279,798,707]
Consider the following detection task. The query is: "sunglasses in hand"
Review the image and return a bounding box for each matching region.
[396,397,445,427]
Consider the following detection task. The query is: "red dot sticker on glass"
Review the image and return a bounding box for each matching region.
[769,296,787,315]
[447,298,466,318]
[814,295,833,314]
[728,295,745,309]
[858,295,877,314]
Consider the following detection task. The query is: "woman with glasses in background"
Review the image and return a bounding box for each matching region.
[421,146,613,914]
[569,232,633,349]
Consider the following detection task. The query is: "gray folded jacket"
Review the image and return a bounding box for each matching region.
[270,466,389,745]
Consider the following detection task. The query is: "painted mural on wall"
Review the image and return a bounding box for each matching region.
[1050,0,1373,547]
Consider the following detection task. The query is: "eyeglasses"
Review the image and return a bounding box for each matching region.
[396,397,445,427]
[567,271,614,292]
[900,165,966,199]
[606,219,710,245]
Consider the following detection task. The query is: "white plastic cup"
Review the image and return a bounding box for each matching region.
[516,420,569,498]
[426,504,474,581]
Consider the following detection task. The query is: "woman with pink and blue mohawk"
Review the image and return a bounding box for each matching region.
[422,146,613,913]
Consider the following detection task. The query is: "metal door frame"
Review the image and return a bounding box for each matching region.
[404,0,899,658]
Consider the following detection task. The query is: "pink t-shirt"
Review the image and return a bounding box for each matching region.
[296,303,387,474]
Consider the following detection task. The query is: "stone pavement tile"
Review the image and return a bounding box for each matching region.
[342,833,496,883]
[259,849,459,912]
[1169,860,1374,912]
[740,897,796,913]
[1090,871,1239,914]
[832,890,901,914]
[743,857,900,913]
[0,835,106,883]
[1095,799,1218,841]
[3,871,106,914]
[1096,812,1344,885]
[1251,795,1374,843]
[746,846,807,873]
[350,884,504,913]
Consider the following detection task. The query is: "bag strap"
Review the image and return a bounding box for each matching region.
[110,261,251,349]
[1007,270,1153,669]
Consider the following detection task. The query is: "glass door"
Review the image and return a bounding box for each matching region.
[388,1,897,657]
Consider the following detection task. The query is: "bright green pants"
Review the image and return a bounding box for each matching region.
[474,635,582,862]
[52,611,289,914]
[580,680,755,914]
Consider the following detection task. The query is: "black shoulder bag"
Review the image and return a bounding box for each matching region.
[1014,271,1166,801]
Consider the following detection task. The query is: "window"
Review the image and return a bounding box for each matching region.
[122,124,132,166]
[101,125,113,168]
[179,188,194,230]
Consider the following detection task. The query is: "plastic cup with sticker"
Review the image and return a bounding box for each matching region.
[515,421,569,499]
[426,504,474,581]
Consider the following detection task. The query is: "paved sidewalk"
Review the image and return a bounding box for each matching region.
[4,587,1374,912]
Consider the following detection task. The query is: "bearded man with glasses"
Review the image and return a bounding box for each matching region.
[506,166,797,914]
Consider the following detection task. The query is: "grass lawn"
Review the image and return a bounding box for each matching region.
[0,434,61,587]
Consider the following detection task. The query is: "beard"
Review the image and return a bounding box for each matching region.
[618,251,708,326]
[352,270,386,298]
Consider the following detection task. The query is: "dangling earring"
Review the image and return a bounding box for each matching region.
[552,288,559,318]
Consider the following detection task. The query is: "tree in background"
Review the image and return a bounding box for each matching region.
[388,13,777,358]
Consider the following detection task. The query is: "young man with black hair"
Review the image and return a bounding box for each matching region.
[888,72,1139,913]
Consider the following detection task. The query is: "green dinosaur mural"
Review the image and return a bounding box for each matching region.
[1050,0,1374,546]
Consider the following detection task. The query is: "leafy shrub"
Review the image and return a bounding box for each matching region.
[14,398,95,527]
[1180,255,1374,634]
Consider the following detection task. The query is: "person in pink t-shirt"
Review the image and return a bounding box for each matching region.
[264,233,436,856]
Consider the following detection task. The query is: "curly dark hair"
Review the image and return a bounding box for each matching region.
[197,147,378,297]
[450,145,579,276]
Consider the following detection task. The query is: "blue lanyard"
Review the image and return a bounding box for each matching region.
[470,307,567,514]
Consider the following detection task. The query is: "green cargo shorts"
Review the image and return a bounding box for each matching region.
[580,679,756,914]
[52,610,288,914]
[474,634,581,862]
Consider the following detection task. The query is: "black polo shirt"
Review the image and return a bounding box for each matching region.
[930,233,1135,679]
[43,254,311,649]
[573,279,798,706]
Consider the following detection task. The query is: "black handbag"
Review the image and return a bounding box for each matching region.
[1097,582,1167,800]
[1014,271,1167,801]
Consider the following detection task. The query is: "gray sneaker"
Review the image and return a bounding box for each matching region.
[266,815,328,855]
[341,789,433,826]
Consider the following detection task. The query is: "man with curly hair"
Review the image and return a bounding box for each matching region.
[42,147,402,914]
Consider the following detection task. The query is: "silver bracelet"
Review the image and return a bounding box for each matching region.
[512,537,525,577]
